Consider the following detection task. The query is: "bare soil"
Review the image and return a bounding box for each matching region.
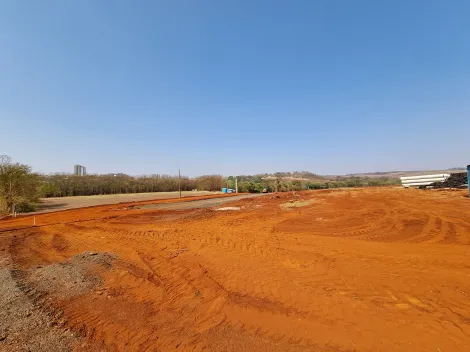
[0,248,110,352]
[0,193,243,231]
[1,188,470,351]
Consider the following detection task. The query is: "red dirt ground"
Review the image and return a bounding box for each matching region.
[1,187,470,351]
[0,193,238,231]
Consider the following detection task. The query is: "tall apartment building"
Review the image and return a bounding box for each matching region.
[74,165,86,176]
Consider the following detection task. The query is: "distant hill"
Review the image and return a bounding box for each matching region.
[343,168,467,179]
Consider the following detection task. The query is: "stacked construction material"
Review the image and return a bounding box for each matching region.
[400,174,450,188]
[430,173,468,189]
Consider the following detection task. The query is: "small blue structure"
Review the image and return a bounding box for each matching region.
[467,165,470,197]
[222,187,227,194]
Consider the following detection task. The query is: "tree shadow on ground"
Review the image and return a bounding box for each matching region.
[36,202,69,211]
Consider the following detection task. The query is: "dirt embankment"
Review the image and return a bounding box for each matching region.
[1,187,470,351]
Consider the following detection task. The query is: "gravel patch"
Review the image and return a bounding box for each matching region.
[0,250,116,351]
[0,268,77,352]
[28,252,116,300]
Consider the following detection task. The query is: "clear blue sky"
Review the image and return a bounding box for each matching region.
[1,0,469,176]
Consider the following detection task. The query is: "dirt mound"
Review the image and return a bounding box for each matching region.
[28,252,116,300]
[431,172,468,189]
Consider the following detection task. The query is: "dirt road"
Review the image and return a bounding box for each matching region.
[36,191,220,213]
[134,193,265,210]
[1,188,470,351]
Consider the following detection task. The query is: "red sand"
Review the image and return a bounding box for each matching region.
[2,187,470,351]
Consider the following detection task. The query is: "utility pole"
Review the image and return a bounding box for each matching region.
[178,169,181,198]
[235,177,238,193]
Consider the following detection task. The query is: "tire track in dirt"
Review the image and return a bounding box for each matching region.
[273,190,470,245]
[29,217,337,349]
[4,188,470,351]
[49,209,436,350]
[8,229,166,350]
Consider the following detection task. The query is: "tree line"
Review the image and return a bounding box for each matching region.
[0,155,399,214]
[231,173,399,193]
[40,174,223,197]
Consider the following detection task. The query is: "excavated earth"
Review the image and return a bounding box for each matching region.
[1,188,470,351]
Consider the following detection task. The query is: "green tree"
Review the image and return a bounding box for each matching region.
[0,155,41,213]
[226,179,236,190]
